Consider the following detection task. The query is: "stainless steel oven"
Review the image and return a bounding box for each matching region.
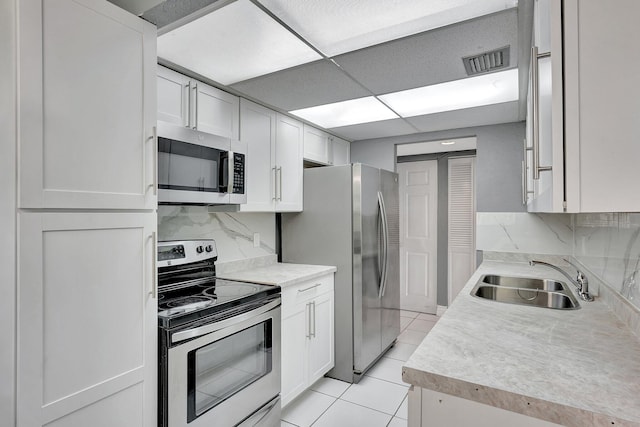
[158,240,281,427]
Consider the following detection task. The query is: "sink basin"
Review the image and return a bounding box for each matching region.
[480,275,565,292]
[471,275,580,310]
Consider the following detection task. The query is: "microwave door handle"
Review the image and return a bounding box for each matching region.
[171,298,281,343]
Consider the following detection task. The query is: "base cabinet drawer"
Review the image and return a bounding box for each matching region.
[281,273,334,407]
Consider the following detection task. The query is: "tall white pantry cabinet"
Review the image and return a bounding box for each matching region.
[15,1,158,427]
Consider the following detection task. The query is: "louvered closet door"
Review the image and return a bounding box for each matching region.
[448,157,476,304]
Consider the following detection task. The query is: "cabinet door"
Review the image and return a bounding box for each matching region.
[281,304,308,408]
[331,137,351,166]
[17,212,157,427]
[239,99,277,212]
[194,81,240,139]
[157,65,190,127]
[19,0,157,210]
[275,114,304,212]
[303,124,330,165]
[307,292,335,384]
[527,0,564,212]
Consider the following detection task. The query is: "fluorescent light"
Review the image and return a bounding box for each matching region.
[290,97,398,128]
[157,0,322,85]
[259,0,518,57]
[441,141,456,145]
[379,69,519,118]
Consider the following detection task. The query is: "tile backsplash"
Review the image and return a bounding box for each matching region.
[477,212,640,310]
[157,206,276,263]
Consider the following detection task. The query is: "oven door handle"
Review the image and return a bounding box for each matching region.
[171,298,281,344]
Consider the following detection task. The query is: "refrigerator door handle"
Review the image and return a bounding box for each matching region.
[378,191,389,299]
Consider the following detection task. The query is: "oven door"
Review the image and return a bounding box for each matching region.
[167,300,281,427]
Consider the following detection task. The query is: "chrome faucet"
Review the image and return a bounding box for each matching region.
[529,259,594,302]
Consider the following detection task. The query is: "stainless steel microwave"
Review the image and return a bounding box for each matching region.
[157,122,247,205]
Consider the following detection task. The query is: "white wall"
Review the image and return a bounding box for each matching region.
[1,0,16,423]
[157,206,276,263]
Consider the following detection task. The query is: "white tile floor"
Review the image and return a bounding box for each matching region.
[281,310,439,427]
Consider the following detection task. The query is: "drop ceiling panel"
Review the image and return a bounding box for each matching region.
[230,59,371,111]
[333,9,518,95]
[258,0,517,57]
[406,101,520,134]
[157,0,322,85]
[328,118,417,141]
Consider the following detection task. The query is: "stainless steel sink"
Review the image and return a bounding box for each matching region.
[471,275,580,310]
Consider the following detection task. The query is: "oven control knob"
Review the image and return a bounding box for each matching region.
[205,245,213,252]
[196,245,204,254]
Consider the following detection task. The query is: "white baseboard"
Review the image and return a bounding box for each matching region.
[436,305,448,317]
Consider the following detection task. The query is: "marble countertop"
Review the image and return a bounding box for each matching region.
[402,260,640,427]
[217,262,336,288]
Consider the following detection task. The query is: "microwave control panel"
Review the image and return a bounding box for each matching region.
[233,153,245,194]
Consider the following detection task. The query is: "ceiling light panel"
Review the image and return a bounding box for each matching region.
[257,0,518,57]
[157,0,322,85]
[290,97,398,129]
[380,68,519,118]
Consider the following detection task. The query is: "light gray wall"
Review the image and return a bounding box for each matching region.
[1,0,16,423]
[351,122,527,213]
[352,122,526,307]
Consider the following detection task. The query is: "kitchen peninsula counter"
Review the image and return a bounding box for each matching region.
[402,259,640,427]
[217,256,336,288]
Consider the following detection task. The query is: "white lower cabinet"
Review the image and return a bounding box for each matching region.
[408,387,562,427]
[17,212,157,427]
[281,274,335,407]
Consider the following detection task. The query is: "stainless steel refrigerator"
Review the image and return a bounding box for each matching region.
[282,163,400,383]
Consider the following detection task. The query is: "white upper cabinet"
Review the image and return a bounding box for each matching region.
[303,124,331,165]
[239,99,303,212]
[18,0,157,210]
[303,125,351,166]
[331,136,351,166]
[526,0,640,212]
[563,0,640,212]
[157,65,239,139]
[525,0,564,212]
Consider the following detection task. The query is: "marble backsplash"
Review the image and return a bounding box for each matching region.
[157,206,276,263]
[477,212,640,311]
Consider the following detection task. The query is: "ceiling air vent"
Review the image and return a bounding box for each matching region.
[462,46,510,76]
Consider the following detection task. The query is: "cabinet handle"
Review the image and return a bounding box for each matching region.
[152,126,157,196]
[277,166,283,201]
[522,139,533,205]
[311,301,316,338]
[305,303,311,339]
[297,283,321,293]
[272,167,277,201]
[531,46,552,180]
[192,83,198,130]
[184,82,191,128]
[151,231,157,298]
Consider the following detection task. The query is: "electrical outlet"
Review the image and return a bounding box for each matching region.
[253,233,260,248]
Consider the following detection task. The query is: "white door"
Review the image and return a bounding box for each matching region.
[303,124,330,164]
[239,99,277,212]
[194,81,240,139]
[17,212,157,427]
[448,157,476,304]
[18,0,157,210]
[157,65,190,127]
[307,292,334,383]
[275,114,303,212]
[280,304,307,407]
[398,161,438,314]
